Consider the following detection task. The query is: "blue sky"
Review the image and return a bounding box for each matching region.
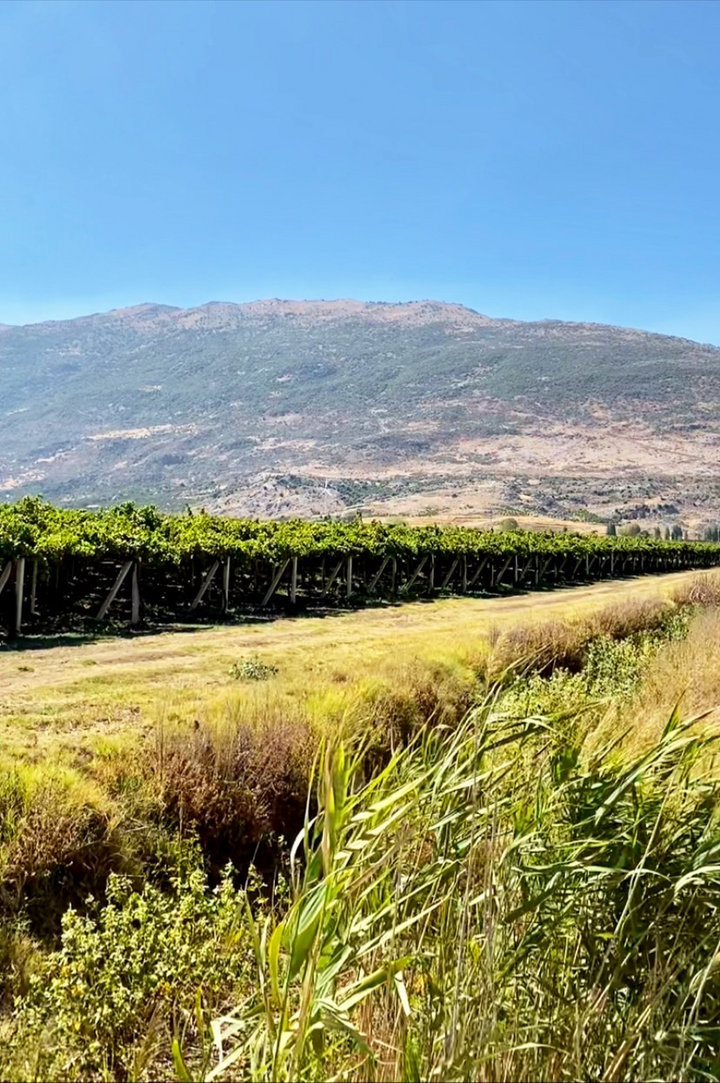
[1,0,719,342]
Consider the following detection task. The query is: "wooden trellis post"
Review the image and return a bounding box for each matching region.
[494,554,513,589]
[468,555,489,589]
[290,557,298,605]
[406,556,427,591]
[517,555,534,585]
[222,557,231,612]
[97,561,133,620]
[131,562,141,626]
[29,560,38,615]
[191,560,220,611]
[262,560,290,607]
[320,559,344,599]
[346,556,353,600]
[368,556,391,593]
[14,557,25,634]
[440,558,459,590]
[0,561,12,597]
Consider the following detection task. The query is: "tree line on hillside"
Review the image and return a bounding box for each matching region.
[606,522,720,542]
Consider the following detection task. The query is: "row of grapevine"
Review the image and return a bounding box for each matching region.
[1,497,719,633]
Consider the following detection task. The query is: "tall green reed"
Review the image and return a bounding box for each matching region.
[206,694,720,1082]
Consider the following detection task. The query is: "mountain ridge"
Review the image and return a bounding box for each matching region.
[1,298,719,526]
[2,298,717,346]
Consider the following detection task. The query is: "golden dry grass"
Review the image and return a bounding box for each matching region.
[373,510,603,534]
[590,606,720,761]
[581,574,720,764]
[0,569,711,770]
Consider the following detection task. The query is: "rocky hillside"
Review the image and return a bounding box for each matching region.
[2,299,720,523]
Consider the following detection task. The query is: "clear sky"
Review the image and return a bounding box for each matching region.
[2,0,719,342]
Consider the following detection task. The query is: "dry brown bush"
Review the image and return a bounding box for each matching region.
[0,769,122,933]
[489,597,677,682]
[672,572,720,609]
[365,659,475,750]
[489,618,589,679]
[154,715,315,872]
[586,597,671,640]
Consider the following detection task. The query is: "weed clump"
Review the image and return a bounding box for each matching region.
[489,595,683,682]
[359,657,475,755]
[490,617,589,678]
[228,656,279,681]
[672,571,720,608]
[0,765,125,935]
[586,596,671,639]
[155,717,313,872]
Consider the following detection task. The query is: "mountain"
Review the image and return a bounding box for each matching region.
[2,299,720,525]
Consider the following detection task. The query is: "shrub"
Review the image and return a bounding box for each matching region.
[228,656,279,681]
[489,618,589,679]
[586,596,671,640]
[6,851,251,1080]
[360,658,475,756]
[155,716,314,872]
[501,627,668,720]
[0,765,125,934]
[672,572,720,609]
[490,597,685,690]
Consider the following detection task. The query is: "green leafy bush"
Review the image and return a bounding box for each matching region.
[501,607,691,718]
[7,853,251,1080]
[228,657,279,681]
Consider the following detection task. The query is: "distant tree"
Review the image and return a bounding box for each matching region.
[664,526,671,540]
[498,517,521,532]
[606,522,617,536]
[671,524,684,540]
[620,522,642,537]
[653,526,661,539]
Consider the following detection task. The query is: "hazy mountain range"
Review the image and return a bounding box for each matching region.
[2,299,720,525]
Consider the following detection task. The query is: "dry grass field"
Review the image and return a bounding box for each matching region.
[0,568,708,767]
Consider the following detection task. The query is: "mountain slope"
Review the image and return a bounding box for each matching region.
[2,299,720,521]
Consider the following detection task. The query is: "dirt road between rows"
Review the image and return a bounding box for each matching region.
[0,568,703,700]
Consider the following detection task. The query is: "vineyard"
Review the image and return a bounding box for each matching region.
[1,497,720,634]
